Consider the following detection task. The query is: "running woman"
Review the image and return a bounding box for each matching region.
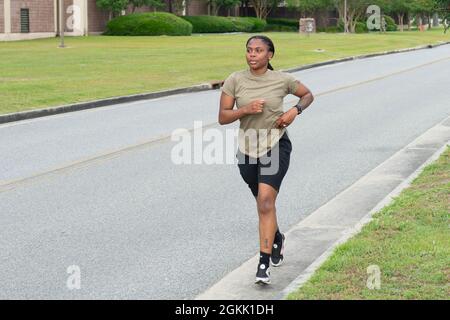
[218,35,314,285]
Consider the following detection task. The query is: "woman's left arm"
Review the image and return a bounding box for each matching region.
[292,80,314,112]
[275,80,314,129]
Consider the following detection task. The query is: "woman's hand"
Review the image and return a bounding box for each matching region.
[243,99,265,115]
[275,107,297,128]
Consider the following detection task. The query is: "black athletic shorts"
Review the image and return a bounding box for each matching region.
[236,131,292,197]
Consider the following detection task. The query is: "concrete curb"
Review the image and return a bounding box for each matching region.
[195,115,450,300]
[281,41,450,73]
[1,40,449,125]
[276,132,450,300]
[0,83,212,125]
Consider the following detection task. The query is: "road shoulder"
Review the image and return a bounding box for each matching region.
[196,115,450,300]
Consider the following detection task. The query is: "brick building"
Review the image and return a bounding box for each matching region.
[0,0,205,41]
[0,0,337,41]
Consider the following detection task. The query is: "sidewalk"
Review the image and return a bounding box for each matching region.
[195,115,450,300]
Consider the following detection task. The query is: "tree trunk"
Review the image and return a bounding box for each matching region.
[433,13,439,26]
[335,4,342,25]
[335,3,346,32]
[255,5,260,19]
[345,13,351,33]
[398,13,404,31]
[255,7,260,19]
[251,1,270,19]
[261,5,272,20]
[348,8,357,33]
[351,18,358,33]
[213,5,220,16]
[185,0,189,16]
[349,14,356,33]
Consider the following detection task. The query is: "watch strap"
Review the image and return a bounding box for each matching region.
[295,103,303,115]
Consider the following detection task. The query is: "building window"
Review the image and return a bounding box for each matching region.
[20,8,30,33]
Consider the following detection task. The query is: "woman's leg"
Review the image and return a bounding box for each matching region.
[256,183,279,254]
[237,151,259,198]
[256,132,291,253]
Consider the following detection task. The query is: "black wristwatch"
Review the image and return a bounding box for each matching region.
[294,102,303,115]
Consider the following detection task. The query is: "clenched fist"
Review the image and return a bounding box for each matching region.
[243,99,265,115]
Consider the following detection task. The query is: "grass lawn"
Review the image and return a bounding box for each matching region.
[1,27,449,115]
[287,145,450,300]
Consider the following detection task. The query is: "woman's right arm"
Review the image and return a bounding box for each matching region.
[218,93,264,125]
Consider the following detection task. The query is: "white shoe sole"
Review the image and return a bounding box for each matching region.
[255,277,271,285]
[270,258,284,267]
[270,236,286,267]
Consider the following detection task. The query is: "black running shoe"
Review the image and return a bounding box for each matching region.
[255,263,271,285]
[270,233,285,267]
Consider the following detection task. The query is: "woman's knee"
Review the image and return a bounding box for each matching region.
[257,194,276,215]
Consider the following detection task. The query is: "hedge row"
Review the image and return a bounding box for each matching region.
[337,20,369,33]
[336,15,397,33]
[104,12,192,36]
[265,18,298,32]
[316,26,339,33]
[105,13,266,36]
[105,12,399,36]
[266,18,298,28]
[180,15,266,33]
[376,15,398,31]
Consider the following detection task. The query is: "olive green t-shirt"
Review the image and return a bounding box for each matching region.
[221,68,300,158]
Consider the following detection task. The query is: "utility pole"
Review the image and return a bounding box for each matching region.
[344,0,348,33]
[59,0,65,48]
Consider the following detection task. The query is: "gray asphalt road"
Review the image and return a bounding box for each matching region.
[1,44,449,299]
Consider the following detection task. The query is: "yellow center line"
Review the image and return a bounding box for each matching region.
[1,56,449,192]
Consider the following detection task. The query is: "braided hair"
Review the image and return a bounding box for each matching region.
[246,35,275,70]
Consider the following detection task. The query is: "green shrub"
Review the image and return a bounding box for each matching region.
[227,17,253,32]
[180,15,236,33]
[180,16,266,33]
[317,26,339,33]
[325,26,339,33]
[384,15,398,31]
[355,21,369,33]
[242,17,267,32]
[227,17,267,32]
[368,15,398,32]
[266,18,299,28]
[104,12,192,36]
[265,18,298,32]
[337,20,368,33]
[264,24,297,32]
